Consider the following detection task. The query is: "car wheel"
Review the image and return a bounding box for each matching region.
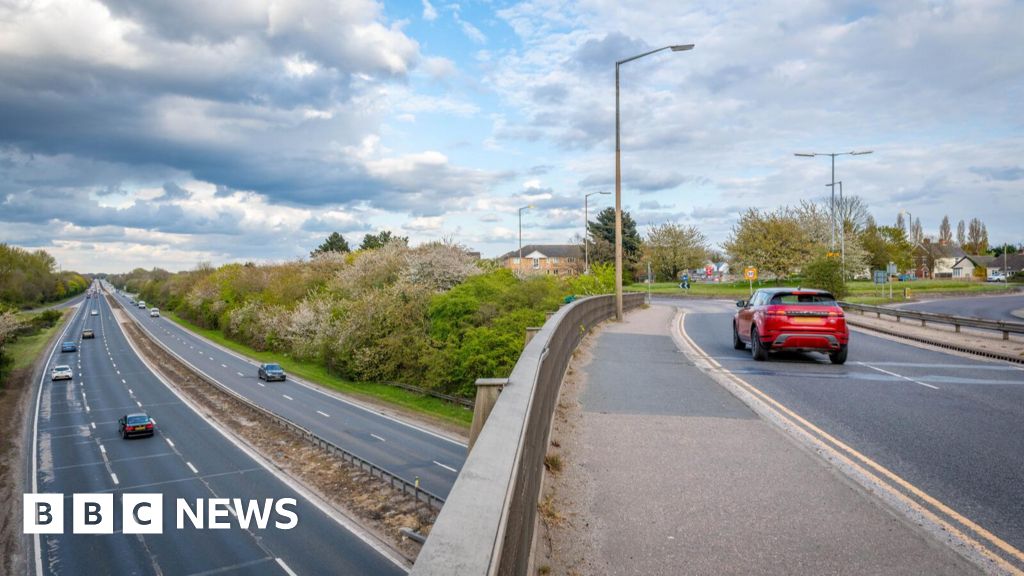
[733,322,746,350]
[830,345,848,365]
[751,327,768,361]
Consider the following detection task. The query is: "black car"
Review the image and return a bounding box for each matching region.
[119,413,155,439]
[61,341,77,353]
[258,363,286,382]
[82,329,95,339]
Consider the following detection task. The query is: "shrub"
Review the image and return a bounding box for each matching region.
[802,254,848,299]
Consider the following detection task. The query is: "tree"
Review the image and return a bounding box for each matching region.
[835,195,870,236]
[860,224,912,272]
[644,223,709,281]
[965,218,988,254]
[802,253,847,299]
[938,215,952,245]
[956,219,966,247]
[587,207,642,265]
[895,212,905,231]
[723,208,812,279]
[310,232,350,257]
[360,230,408,251]
[911,217,923,244]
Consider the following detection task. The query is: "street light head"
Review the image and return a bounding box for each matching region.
[670,44,695,52]
[794,153,816,157]
[851,150,873,155]
[599,191,611,195]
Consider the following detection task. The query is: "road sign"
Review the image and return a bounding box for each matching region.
[887,262,897,275]
[873,270,886,285]
[744,267,758,281]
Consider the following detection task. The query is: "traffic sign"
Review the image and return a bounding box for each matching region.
[873,270,886,285]
[744,267,758,281]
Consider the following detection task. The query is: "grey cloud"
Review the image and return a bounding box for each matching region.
[970,166,1024,181]
[574,32,649,71]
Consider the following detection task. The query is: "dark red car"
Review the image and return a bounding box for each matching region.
[733,288,849,364]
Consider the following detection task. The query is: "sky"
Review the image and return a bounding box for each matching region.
[0,0,1022,273]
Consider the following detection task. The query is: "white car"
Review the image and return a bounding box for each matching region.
[137,301,146,309]
[51,365,73,381]
[987,272,1006,282]
[149,308,160,317]
[90,310,98,316]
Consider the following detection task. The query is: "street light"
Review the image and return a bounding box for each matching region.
[584,191,611,273]
[826,181,844,277]
[615,43,694,320]
[794,150,872,251]
[518,204,535,275]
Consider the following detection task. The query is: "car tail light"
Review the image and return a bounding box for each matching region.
[764,306,787,316]
[146,423,154,429]
[828,311,844,318]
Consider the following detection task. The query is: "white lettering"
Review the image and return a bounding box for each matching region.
[274,498,298,530]
[176,499,203,529]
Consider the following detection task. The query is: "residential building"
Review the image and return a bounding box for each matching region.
[951,255,995,279]
[911,239,965,278]
[498,244,583,276]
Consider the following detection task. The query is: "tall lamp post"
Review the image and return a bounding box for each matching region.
[794,150,872,251]
[826,181,844,277]
[518,204,534,276]
[584,191,611,273]
[615,43,694,320]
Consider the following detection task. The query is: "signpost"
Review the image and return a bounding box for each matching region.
[743,266,757,295]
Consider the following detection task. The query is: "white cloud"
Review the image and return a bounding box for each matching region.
[422,0,438,21]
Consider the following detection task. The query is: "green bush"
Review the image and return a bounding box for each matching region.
[802,254,848,299]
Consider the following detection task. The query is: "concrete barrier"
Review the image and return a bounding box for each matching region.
[412,293,646,575]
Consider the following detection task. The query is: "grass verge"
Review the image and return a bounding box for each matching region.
[4,311,69,375]
[163,312,472,428]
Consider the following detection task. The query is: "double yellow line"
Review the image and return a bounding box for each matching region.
[673,311,1024,575]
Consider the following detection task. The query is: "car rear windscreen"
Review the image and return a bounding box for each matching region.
[770,293,836,305]
[127,416,150,425]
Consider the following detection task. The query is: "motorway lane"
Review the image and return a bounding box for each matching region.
[893,292,1024,322]
[33,288,405,575]
[104,283,466,498]
[675,299,1024,556]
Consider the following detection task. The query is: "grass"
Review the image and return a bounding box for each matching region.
[629,278,1017,301]
[162,312,473,428]
[3,310,70,376]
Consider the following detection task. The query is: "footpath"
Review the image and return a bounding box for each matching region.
[535,304,980,576]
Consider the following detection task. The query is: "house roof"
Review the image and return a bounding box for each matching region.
[499,244,582,260]
[914,242,965,259]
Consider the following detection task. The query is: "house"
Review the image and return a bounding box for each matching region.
[912,240,965,278]
[498,244,583,276]
[987,253,1024,277]
[951,255,995,280]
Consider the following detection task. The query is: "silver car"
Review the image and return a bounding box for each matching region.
[51,365,73,381]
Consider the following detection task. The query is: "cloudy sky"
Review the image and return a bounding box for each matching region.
[1,0,1021,272]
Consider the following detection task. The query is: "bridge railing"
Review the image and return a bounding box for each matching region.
[411,292,646,576]
[839,301,1024,341]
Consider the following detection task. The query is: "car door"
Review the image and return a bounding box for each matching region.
[736,291,760,339]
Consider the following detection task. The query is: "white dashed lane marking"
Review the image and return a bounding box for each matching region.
[282,395,293,401]
[186,462,198,474]
[433,460,458,473]
[316,411,330,418]
[370,434,386,442]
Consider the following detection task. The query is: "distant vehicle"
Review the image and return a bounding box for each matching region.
[118,413,155,439]
[258,363,287,382]
[897,273,916,281]
[50,365,73,381]
[137,301,146,309]
[82,329,95,339]
[60,341,77,353]
[733,288,849,365]
[130,299,136,305]
[987,271,1006,282]
[90,310,99,316]
[149,307,160,317]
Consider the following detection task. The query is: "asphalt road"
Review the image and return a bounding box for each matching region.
[31,285,405,575]
[102,282,467,499]
[670,298,1024,558]
[893,293,1024,322]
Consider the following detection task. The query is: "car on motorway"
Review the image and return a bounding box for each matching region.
[733,288,849,364]
[149,307,160,317]
[258,363,287,382]
[60,341,77,353]
[118,413,156,439]
[90,309,99,316]
[130,299,136,305]
[50,365,73,381]
[138,300,146,309]
[82,328,95,339]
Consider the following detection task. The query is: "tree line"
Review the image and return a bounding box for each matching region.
[0,244,89,310]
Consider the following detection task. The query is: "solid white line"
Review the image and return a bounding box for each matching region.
[370,433,386,442]
[316,410,330,418]
[110,473,119,485]
[275,558,298,576]
[857,362,940,390]
[165,438,175,448]
[282,395,293,401]
[187,462,198,474]
[433,460,458,473]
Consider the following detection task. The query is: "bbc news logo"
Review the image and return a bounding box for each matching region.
[24,494,298,534]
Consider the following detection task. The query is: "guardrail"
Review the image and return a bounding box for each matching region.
[839,301,1024,341]
[106,289,446,511]
[412,292,646,576]
[384,381,475,409]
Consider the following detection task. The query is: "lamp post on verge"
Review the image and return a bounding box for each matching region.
[794,150,872,252]
[615,43,694,320]
[584,191,611,274]
[826,181,844,278]
[518,204,534,276]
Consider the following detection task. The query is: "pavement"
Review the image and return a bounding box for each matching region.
[893,292,1024,323]
[542,303,983,575]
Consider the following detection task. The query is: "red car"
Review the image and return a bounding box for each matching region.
[733,288,849,364]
